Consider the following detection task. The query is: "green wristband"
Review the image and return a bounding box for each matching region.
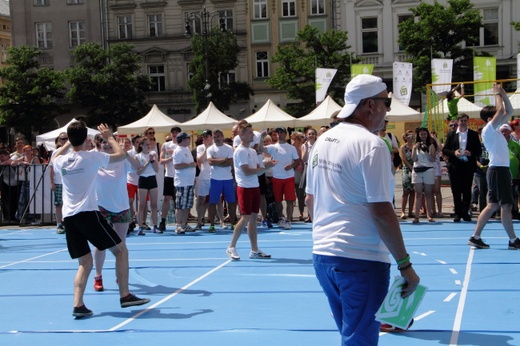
[397,254,410,266]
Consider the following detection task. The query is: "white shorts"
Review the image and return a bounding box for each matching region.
[412,168,435,185]
[196,178,211,196]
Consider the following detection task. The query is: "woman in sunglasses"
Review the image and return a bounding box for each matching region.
[144,127,160,153]
[411,128,437,223]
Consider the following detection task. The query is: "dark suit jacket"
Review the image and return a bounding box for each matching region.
[442,129,482,174]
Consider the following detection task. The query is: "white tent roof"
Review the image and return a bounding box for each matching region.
[117,104,181,135]
[180,102,237,132]
[510,90,520,116]
[36,118,100,151]
[295,96,342,127]
[432,96,483,119]
[243,99,296,129]
[386,92,422,122]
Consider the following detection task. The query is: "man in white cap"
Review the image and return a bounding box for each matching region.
[305,74,420,344]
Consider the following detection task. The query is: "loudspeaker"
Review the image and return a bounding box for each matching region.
[0,126,7,144]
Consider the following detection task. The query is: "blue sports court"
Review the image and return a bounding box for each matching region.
[0,218,519,346]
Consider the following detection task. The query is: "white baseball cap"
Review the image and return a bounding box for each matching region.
[500,124,512,131]
[337,74,388,119]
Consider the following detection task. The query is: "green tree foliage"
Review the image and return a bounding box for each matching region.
[0,46,65,141]
[188,28,252,114]
[398,0,488,93]
[66,42,151,128]
[513,22,520,51]
[268,25,358,117]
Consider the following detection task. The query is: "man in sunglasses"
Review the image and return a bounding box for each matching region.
[306,74,419,344]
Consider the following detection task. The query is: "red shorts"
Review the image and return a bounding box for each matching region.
[271,177,296,202]
[127,183,138,199]
[237,186,260,215]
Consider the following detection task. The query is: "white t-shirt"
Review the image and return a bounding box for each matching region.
[196,144,211,180]
[126,147,138,185]
[305,122,394,264]
[233,131,261,148]
[162,141,177,178]
[54,150,110,218]
[482,121,510,167]
[50,148,72,184]
[135,151,157,177]
[266,142,299,179]
[97,160,131,212]
[233,144,260,188]
[173,145,196,187]
[206,143,234,181]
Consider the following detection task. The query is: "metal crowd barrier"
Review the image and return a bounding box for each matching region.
[0,163,55,227]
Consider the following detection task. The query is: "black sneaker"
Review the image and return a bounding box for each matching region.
[141,224,151,231]
[72,305,93,318]
[468,236,490,249]
[508,238,520,250]
[158,221,166,232]
[120,294,150,308]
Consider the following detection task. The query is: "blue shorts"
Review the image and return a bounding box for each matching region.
[209,179,236,204]
[313,254,390,345]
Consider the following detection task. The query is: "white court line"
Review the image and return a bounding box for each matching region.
[0,248,68,269]
[415,310,435,321]
[108,259,232,331]
[444,292,458,302]
[449,247,475,346]
[449,268,458,275]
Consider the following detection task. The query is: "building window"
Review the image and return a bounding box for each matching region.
[187,63,194,80]
[397,14,413,52]
[310,0,325,15]
[33,0,49,6]
[67,0,84,4]
[254,0,268,19]
[35,22,52,49]
[148,14,163,38]
[69,21,86,47]
[149,65,166,92]
[219,71,236,88]
[117,16,133,39]
[282,0,296,17]
[219,10,234,32]
[361,17,378,53]
[256,51,269,78]
[482,8,499,46]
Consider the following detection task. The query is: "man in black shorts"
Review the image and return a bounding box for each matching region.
[469,84,520,250]
[53,121,150,318]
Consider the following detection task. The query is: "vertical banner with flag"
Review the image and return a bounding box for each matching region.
[350,64,374,78]
[315,68,337,104]
[474,56,496,107]
[392,62,413,106]
[431,59,453,95]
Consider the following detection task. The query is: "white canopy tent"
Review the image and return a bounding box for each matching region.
[385,92,422,122]
[180,102,237,132]
[432,96,483,119]
[36,118,100,151]
[117,104,181,135]
[294,96,342,128]
[510,90,520,116]
[243,99,296,129]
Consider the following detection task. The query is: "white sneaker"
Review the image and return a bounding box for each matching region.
[175,226,185,234]
[284,221,292,230]
[226,247,240,260]
[278,218,286,228]
[249,249,271,259]
[220,222,228,230]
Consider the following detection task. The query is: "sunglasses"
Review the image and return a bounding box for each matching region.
[371,97,392,108]
[449,124,458,128]
[147,131,155,135]
[59,137,68,140]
